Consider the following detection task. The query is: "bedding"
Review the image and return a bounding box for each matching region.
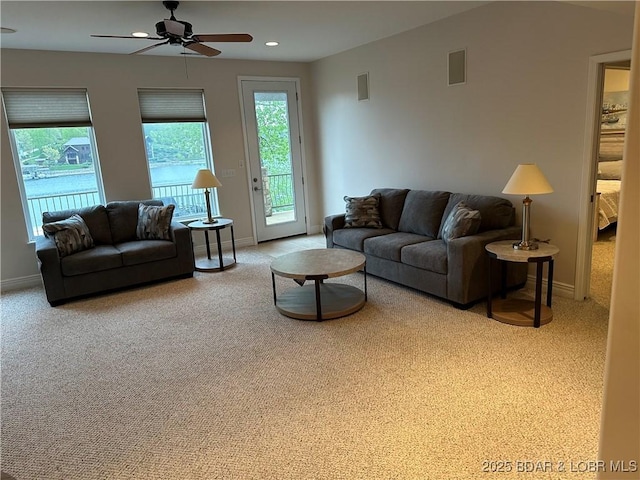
[597,179,621,230]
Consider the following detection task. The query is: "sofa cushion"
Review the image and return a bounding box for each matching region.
[401,239,448,274]
[333,228,395,251]
[136,203,175,240]
[60,245,123,276]
[107,200,163,244]
[440,194,514,236]
[42,214,95,257]
[364,232,431,262]
[43,205,113,245]
[397,190,451,238]
[370,188,410,230]
[440,202,481,243]
[343,194,382,228]
[116,240,177,266]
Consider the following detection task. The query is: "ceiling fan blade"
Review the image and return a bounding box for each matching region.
[184,42,221,57]
[91,35,164,40]
[130,41,170,55]
[191,34,253,43]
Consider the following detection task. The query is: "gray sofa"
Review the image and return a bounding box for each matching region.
[36,200,195,306]
[324,188,528,308]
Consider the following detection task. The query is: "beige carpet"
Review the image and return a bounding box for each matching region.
[590,226,616,308]
[1,240,611,479]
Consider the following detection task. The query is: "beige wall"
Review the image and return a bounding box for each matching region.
[604,68,630,92]
[1,50,319,285]
[310,1,634,290]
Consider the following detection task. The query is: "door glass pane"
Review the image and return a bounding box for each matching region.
[254,92,295,226]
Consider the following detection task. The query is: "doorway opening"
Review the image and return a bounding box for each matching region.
[590,62,629,308]
[576,50,631,303]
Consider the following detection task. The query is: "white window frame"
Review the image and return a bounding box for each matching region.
[137,89,218,220]
[2,88,105,240]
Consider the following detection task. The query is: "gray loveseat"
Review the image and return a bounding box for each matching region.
[36,200,195,306]
[324,188,527,308]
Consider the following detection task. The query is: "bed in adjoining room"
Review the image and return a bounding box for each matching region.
[596,160,623,231]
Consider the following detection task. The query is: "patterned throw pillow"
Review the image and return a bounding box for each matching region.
[136,203,175,240]
[344,194,382,228]
[42,214,95,257]
[440,201,481,243]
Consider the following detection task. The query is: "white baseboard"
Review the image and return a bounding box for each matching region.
[193,235,255,256]
[1,274,42,292]
[308,224,322,235]
[522,274,575,299]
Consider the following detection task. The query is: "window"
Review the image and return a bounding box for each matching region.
[2,89,104,239]
[138,89,217,220]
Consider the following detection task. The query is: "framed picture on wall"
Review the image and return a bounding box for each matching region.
[601,90,628,132]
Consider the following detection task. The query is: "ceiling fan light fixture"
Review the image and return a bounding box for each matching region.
[92,1,252,57]
[265,41,279,47]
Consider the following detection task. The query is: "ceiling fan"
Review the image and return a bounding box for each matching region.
[91,1,253,57]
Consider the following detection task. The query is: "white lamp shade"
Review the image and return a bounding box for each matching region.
[502,164,553,195]
[192,169,222,189]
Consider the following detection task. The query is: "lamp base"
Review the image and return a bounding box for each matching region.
[202,218,218,224]
[512,241,538,250]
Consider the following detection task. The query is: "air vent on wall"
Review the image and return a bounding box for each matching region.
[357,72,369,101]
[448,49,466,86]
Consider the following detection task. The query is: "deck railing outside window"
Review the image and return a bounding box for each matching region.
[28,173,294,236]
[27,191,101,237]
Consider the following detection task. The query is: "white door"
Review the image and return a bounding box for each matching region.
[240,79,306,242]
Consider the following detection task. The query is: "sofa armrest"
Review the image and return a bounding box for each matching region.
[446,226,526,306]
[169,221,190,242]
[323,214,346,248]
[170,221,195,270]
[35,235,66,305]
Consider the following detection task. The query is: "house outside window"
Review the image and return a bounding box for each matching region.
[2,88,104,239]
[138,89,217,220]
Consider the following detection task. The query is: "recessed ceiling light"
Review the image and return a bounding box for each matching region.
[265,41,279,47]
[1,27,17,34]
[132,31,149,38]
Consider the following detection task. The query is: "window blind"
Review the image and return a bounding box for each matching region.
[2,88,92,128]
[138,89,206,123]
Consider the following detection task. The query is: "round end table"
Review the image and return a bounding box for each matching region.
[486,240,559,328]
[188,218,237,272]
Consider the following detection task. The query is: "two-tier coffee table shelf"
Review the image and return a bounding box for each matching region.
[270,249,367,321]
[485,240,559,328]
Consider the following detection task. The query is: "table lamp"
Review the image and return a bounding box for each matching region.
[192,169,222,224]
[502,163,553,250]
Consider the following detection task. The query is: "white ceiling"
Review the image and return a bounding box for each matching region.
[0,1,635,63]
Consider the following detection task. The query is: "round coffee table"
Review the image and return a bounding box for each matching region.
[270,249,367,321]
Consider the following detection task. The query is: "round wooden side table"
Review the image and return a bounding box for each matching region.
[486,240,559,328]
[188,218,237,272]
